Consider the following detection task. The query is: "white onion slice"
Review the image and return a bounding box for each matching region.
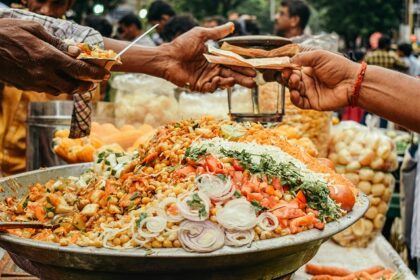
[146,206,166,218]
[257,212,279,232]
[225,230,255,247]
[196,174,235,202]
[178,220,225,252]
[216,198,257,231]
[177,191,210,221]
[138,216,167,238]
[159,197,184,222]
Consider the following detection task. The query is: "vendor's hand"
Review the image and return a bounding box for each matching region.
[162,22,256,92]
[274,50,360,111]
[0,19,109,95]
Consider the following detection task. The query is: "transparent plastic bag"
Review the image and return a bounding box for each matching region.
[111,74,179,127]
[329,120,398,247]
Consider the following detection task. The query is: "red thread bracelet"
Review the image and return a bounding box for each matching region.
[350,62,367,107]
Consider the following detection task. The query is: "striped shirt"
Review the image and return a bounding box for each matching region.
[0,8,104,47]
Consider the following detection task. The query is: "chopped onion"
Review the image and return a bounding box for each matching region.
[196,174,235,202]
[146,206,166,218]
[159,197,184,222]
[257,212,279,232]
[177,191,210,221]
[225,230,255,247]
[216,198,257,231]
[178,220,225,252]
[138,216,167,238]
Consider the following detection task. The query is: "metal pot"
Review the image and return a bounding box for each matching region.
[0,164,369,280]
[26,102,114,171]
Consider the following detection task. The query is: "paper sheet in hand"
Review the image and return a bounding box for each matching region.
[205,44,299,70]
[220,42,300,58]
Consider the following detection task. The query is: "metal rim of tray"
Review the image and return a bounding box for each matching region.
[0,163,369,258]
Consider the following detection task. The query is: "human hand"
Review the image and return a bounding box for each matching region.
[273,50,360,111]
[161,22,256,92]
[0,19,109,95]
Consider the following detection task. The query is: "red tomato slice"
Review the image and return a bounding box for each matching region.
[232,159,244,171]
[296,190,307,209]
[247,192,263,202]
[328,185,356,212]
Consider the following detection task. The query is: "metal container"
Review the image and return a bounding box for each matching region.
[0,164,369,280]
[26,101,115,171]
[219,36,292,123]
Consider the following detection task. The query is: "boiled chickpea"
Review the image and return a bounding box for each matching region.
[377,201,388,214]
[373,214,385,229]
[372,171,385,184]
[359,168,374,181]
[357,181,372,195]
[344,173,360,185]
[364,206,378,220]
[371,184,385,197]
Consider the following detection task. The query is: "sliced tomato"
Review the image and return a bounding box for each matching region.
[196,166,205,174]
[314,221,325,230]
[260,198,270,208]
[328,185,356,212]
[174,166,196,178]
[272,177,281,190]
[247,192,263,202]
[205,156,223,173]
[278,218,289,228]
[296,190,307,209]
[232,159,244,171]
[167,204,179,215]
[241,185,252,196]
[290,214,316,234]
[35,206,46,222]
[231,171,243,185]
[273,207,305,220]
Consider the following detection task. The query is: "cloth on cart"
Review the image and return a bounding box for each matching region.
[410,139,420,258]
[401,143,418,251]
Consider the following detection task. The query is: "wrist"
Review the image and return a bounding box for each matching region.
[156,42,178,83]
[344,61,364,106]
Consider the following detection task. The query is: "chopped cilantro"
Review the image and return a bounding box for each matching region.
[130,192,140,201]
[216,174,227,182]
[233,190,242,198]
[135,213,148,227]
[220,148,341,221]
[184,146,207,161]
[187,193,207,218]
[22,196,29,209]
[251,201,267,212]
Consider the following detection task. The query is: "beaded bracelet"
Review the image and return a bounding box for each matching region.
[351,62,367,107]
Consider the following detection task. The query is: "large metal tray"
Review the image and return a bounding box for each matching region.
[0,164,369,280]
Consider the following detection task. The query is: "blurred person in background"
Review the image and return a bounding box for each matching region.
[244,18,260,35]
[364,35,408,128]
[275,0,310,38]
[20,0,74,18]
[84,15,113,37]
[161,14,198,42]
[202,15,226,28]
[365,35,408,72]
[397,43,420,77]
[118,13,155,46]
[147,0,176,45]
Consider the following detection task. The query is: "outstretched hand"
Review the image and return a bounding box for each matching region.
[162,22,256,92]
[274,50,360,111]
[0,19,109,95]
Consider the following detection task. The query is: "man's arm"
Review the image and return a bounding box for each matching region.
[103,24,256,92]
[281,50,420,133]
